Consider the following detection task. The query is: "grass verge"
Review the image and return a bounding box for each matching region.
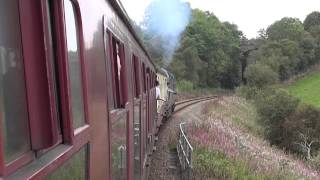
[212,96,263,137]
[193,147,296,180]
[287,71,320,107]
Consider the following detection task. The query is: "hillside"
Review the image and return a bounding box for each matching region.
[288,71,320,107]
[188,96,319,179]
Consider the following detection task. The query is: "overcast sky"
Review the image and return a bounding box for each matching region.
[121,0,320,38]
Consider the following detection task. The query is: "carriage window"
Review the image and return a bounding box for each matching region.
[132,55,140,98]
[111,113,127,180]
[0,0,31,163]
[47,145,88,179]
[146,69,150,91]
[64,0,85,129]
[110,37,127,108]
[46,0,62,134]
[142,63,146,93]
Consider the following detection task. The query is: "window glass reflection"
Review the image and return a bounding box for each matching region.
[111,113,127,180]
[0,0,31,163]
[47,145,88,180]
[64,0,85,129]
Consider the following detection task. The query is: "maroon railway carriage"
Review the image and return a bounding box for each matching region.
[0,0,160,179]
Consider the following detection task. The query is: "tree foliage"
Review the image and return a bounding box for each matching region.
[137,4,320,91]
[303,11,320,31]
[168,11,320,91]
[247,40,304,81]
[137,5,320,99]
[252,88,320,157]
[255,89,300,146]
[238,12,320,158]
[266,17,304,41]
[244,15,320,82]
[170,9,242,89]
[285,104,320,157]
[170,37,202,85]
[244,63,278,88]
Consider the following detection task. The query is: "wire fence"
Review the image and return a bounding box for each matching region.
[177,123,193,180]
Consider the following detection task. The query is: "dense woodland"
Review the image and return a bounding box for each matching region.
[169,10,320,90]
[170,9,243,89]
[137,5,320,91]
[237,11,320,161]
[135,1,320,167]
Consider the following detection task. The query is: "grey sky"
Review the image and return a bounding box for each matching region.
[121,0,320,38]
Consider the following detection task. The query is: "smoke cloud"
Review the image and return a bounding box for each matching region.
[142,0,191,64]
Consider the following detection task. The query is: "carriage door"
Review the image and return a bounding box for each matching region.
[145,70,151,154]
[141,63,147,170]
[132,55,141,180]
[107,32,129,180]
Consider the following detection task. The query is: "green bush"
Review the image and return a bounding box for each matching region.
[254,88,320,157]
[236,86,262,100]
[255,89,300,146]
[236,86,280,101]
[245,63,279,88]
[177,80,194,92]
[239,84,320,158]
[283,104,320,156]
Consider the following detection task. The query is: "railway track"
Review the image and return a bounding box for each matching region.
[149,96,218,180]
[174,96,218,113]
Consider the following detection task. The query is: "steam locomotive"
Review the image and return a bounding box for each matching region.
[0,0,175,179]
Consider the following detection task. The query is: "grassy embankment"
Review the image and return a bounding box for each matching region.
[188,97,318,179]
[287,71,320,107]
[193,147,295,180]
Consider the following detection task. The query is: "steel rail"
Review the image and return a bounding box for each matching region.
[175,96,217,106]
[174,96,217,113]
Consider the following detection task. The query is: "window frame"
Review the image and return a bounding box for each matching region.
[52,0,89,142]
[0,0,61,176]
[132,54,141,99]
[142,63,146,93]
[63,0,89,131]
[105,29,130,180]
[0,0,90,178]
[108,32,128,109]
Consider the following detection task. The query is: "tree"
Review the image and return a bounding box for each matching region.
[247,39,304,81]
[244,63,278,88]
[308,26,320,63]
[299,32,316,70]
[266,17,304,42]
[284,104,320,157]
[303,11,320,31]
[294,131,319,159]
[258,28,268,39]
[253,90,320,157]
[255,89,300,146]
[170,36,203,86]
[303,12,320,64]
[239,38,264,84]
[170,9,242,89]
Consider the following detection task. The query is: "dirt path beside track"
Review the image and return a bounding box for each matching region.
[148,99,217,180]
